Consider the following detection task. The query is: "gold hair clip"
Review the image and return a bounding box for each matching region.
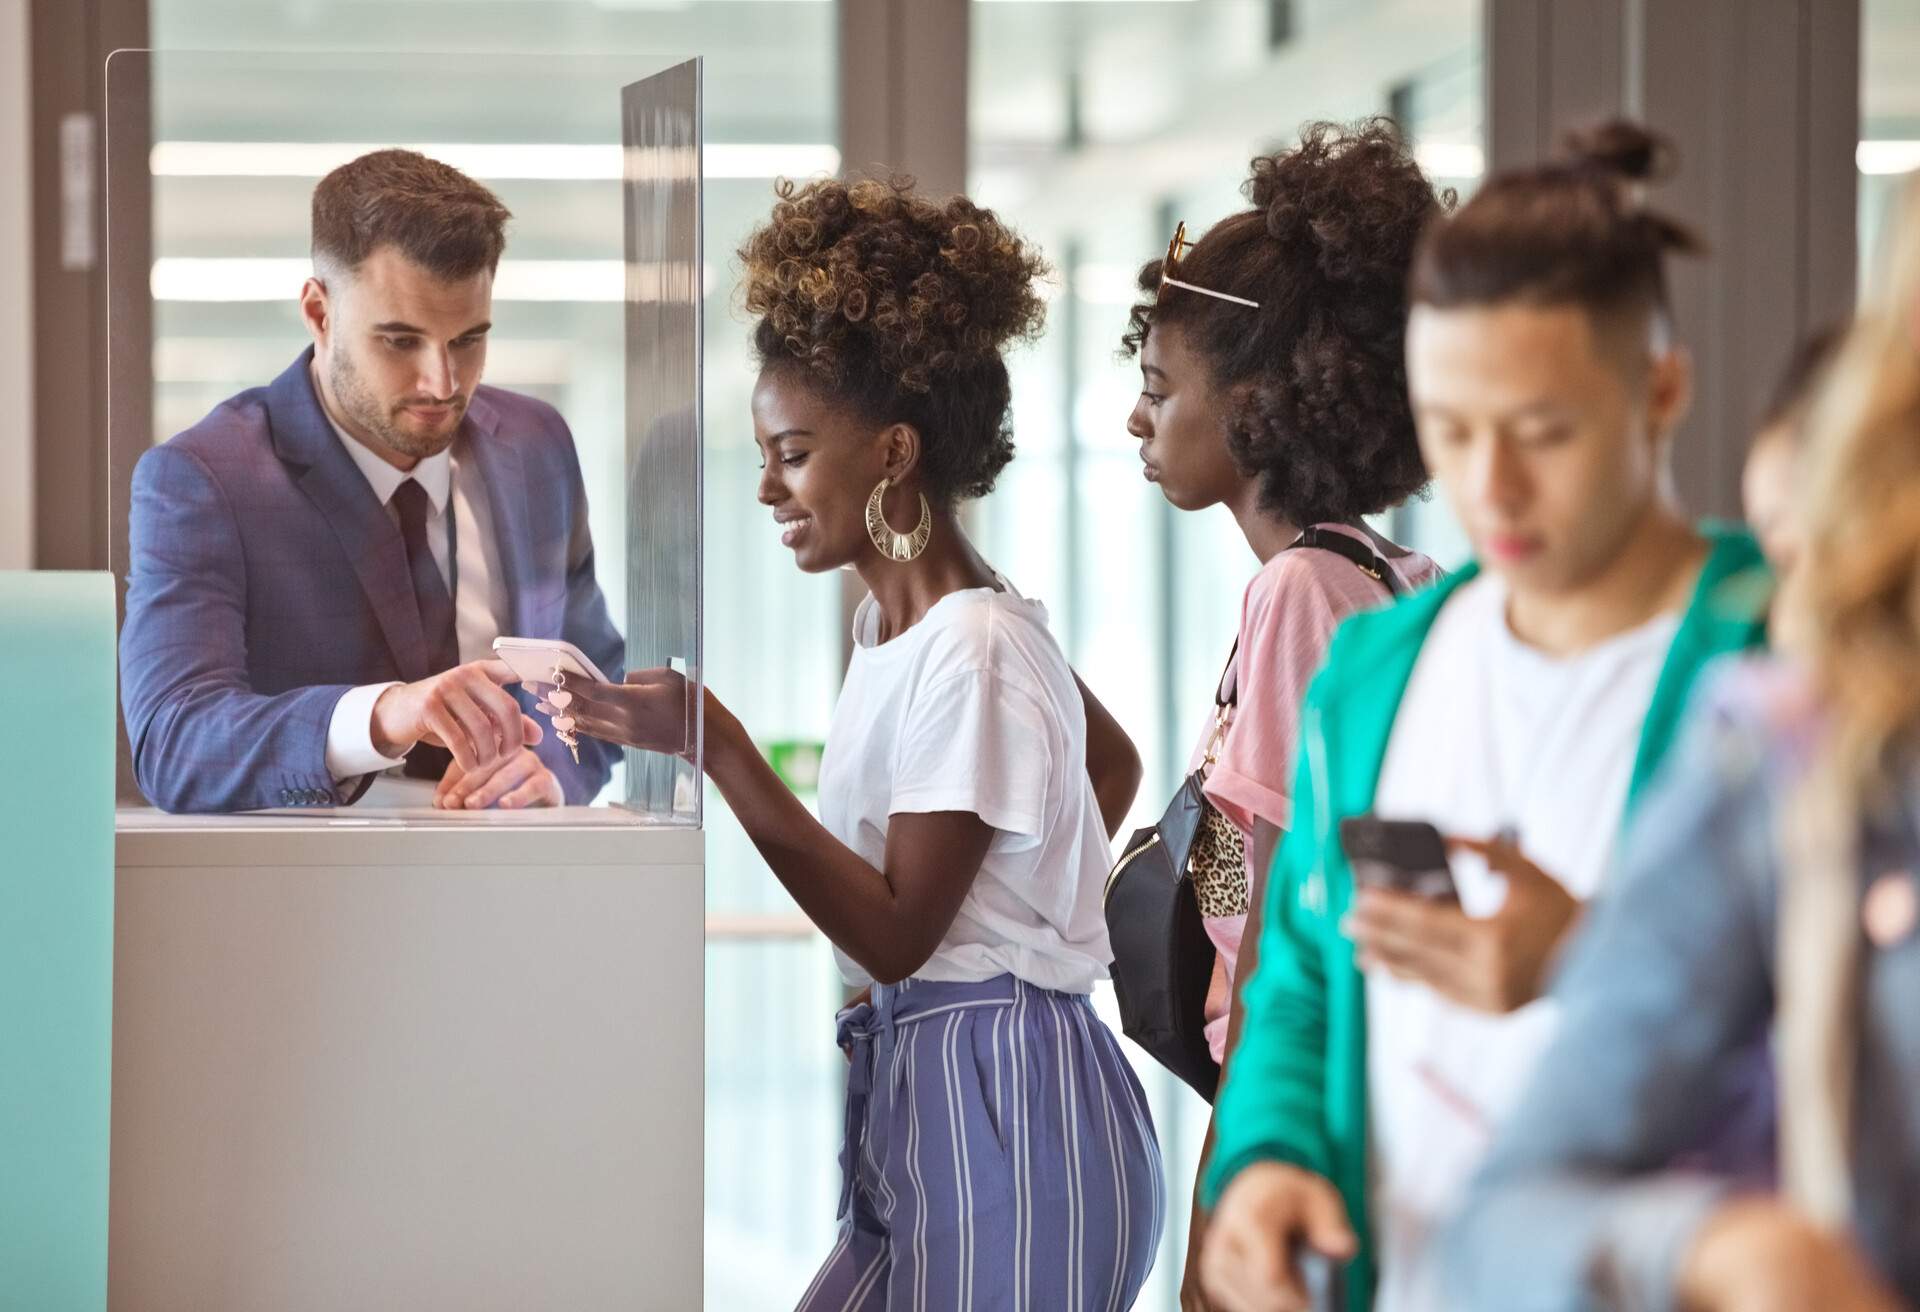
[1159,220,1262,309]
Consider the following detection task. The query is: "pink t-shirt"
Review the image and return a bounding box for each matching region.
[1191,523,1444,1062]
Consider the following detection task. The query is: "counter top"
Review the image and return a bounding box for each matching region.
[115,805,703,867]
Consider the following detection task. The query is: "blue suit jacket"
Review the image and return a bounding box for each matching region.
[121,348,625,812]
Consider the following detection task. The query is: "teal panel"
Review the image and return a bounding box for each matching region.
[0,572,114,1312]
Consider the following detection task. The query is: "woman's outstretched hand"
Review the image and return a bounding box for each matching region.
[557,668,699,757]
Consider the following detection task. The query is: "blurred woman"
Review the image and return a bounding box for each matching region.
[1741,324,1844,577]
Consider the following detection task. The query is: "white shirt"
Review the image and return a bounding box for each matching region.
[1365,573,1679,1312]
[818,586,1112,994]
[318,396,511,784]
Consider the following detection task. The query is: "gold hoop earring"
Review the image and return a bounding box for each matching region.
[865,476,932,562]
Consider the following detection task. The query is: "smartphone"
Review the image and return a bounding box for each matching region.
[490,636,610,687]
[1338,815,1458,902]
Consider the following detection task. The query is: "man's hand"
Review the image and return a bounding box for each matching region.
[371,659,540,773]
[1345,834,1580,1013]
[434,747,564,811]
[1201,1162,1356,1312]
[1679,1198,1906,1312]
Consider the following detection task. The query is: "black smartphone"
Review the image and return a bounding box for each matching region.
[1338,815,1458,902]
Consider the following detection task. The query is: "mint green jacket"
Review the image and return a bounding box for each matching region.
[1201,527,1769,1312]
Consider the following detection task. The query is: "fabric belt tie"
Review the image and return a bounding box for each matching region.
[831,975,1040,1221]
[835,997,891,1221]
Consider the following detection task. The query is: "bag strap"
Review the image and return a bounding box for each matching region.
[1207,526,1404,732]
[1217,527,1405,702]
[1292,524,1406,598]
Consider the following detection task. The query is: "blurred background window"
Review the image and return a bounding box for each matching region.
[1861,0,1920,287]
[968,3,1482,1302]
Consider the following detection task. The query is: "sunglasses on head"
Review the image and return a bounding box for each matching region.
[1159,221,1261,309]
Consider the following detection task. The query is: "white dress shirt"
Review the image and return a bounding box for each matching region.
[317,393,512,785]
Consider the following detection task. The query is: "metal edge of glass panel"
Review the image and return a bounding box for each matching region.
[622,57,705,826]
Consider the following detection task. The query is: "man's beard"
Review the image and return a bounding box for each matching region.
[329,346,464,461]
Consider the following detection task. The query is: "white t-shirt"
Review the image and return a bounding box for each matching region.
[1365,573,1680,1312]
[818,585,1112,994]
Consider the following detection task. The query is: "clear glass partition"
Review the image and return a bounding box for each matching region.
[105,48,703,821]
[623,59,705,824]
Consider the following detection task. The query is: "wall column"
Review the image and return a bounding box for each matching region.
[1486,0,1860,517]
[834,0,972,661]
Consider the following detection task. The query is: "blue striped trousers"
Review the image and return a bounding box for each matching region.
[796,975,1164,1312]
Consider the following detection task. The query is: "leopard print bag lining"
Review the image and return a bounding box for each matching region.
[1188,701,1250,919]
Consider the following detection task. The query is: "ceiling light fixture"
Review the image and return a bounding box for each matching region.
[149,141,840,181]
[150,257,716,303]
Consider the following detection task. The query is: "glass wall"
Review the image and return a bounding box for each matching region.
[1861,0,1920,288]
[970,2,1483,1304]
[137,0,1494,1303]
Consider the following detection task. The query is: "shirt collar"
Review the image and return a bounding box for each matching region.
[311,363,454,514]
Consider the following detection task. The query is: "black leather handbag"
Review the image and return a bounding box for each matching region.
[1104,528,1404,1101]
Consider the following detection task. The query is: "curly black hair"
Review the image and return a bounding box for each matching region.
[739,176,1049,503]
[1122,119,1445,526]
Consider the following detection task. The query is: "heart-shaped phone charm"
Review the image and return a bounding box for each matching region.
[536,701,557,716]
[552,715,577,734]
[549,689,574,710]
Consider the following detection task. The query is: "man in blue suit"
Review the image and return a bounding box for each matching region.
[122,149,624,813]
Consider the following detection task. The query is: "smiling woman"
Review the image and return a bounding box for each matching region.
[563,173,1167,1310]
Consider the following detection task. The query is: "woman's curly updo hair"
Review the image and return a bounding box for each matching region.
[1122,118,1445,527]
[740,176,1048,503]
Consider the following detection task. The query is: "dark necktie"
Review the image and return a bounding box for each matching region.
[392,478,459,779]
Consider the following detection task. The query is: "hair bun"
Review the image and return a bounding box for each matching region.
[1244,119,1439,283]
[740,175,1047,394]
[1561,119,1676,185]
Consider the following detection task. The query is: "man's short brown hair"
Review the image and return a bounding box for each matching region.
[311,148,511,280]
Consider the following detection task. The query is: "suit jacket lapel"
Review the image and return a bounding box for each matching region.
[461,392,535,638]
[267,348,431,682]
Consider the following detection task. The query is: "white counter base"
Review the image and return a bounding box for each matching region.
[112,809,702,1312]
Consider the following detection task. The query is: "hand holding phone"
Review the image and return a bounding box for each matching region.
[1344,826,1581,1013]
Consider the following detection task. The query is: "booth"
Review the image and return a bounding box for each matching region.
[100,52,706,1310]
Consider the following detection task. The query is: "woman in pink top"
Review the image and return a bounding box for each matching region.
[1121,119,1446,1309]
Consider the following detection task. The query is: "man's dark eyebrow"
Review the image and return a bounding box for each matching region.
[369,321,493,338]
[1141,364,1167,380]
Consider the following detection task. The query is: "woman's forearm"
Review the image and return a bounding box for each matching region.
[700,704,903,970]
[702,697,983,983]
